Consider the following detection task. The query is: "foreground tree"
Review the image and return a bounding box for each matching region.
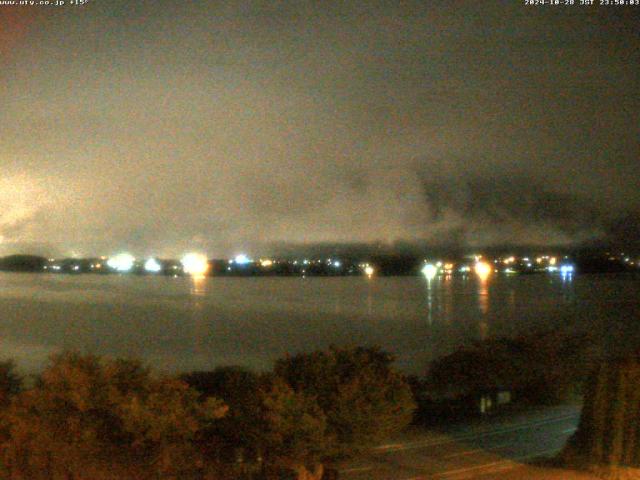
[0,352,226,479]
[183,368,330,479]
[185,347,414,479]
[0,361,21,407]
[427,330,597,405]
[274,346,416,458]
[118,377,227,477]
[563,354,640,475]
[0,347,414,479]
[258,377,329,480]
[182,366,263,461]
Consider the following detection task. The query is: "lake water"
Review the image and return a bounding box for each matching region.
[0,272,638,374]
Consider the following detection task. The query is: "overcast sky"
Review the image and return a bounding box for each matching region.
[1,1,638,257]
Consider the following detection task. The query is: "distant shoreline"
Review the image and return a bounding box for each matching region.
[0,251,638,277]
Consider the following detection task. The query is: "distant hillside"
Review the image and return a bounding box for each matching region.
[0,255,47,272]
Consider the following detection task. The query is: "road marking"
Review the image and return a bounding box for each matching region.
[435,459,516,478]
[376,443,405,450]
[444,448,484,458]
[434,447,561,479]
[339,466,373,474]
[443,442,510,458]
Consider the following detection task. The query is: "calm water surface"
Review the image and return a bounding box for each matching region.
[0,272,638,374]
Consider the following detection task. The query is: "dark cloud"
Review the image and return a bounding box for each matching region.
[604,213,640,250]
[418,171,603,242]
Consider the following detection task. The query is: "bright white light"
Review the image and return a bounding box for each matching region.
[560,265,575,274]
[547,266,558,272]
[260,259,273,267]
[234,254,251,265]
[107,253,135,272]
[364,266,374,276]
[333,261,341,267]
[474,261,492,280]
[422,263,438,280]
[144,258,162,273]
[181,253,209,276]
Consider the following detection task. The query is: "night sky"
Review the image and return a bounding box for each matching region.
[1,1,638,258]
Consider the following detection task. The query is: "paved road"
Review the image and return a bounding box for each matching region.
[339,405,582,480]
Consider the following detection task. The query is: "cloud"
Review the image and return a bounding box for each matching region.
[0,2,638,256]
[417,170,604,244]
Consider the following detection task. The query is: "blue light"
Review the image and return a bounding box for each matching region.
[560,264,575,274]
[234,254,251,265]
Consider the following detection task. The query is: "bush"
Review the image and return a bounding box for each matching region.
[185,347,416,480]
[0,361,21,407]
[0,346,415,480]
[257,377,329,480]
[182,366,263,460]
[427,330,598,406]
[274,346,416,459]
[0,352,227,479]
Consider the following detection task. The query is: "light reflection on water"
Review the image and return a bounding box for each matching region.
[424,277,434,325]
[189,276,208,359]
[0,272,635,375]
[189,275,208,297]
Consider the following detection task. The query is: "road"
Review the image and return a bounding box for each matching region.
[338,404,591,479]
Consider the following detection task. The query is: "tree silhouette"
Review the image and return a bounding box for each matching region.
[564,354,640,472]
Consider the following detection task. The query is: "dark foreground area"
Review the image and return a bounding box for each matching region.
[338,404,589,479]
[0,329,636,479]
[0,346,415,480]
